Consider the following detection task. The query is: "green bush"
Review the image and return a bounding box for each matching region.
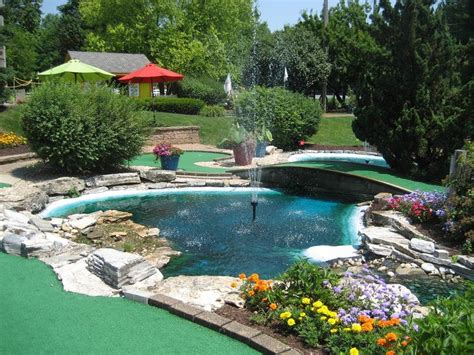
[139,97,205,115]
[200,105,225,117]
[176,76,227,105]
[235,87,321,150]
[20,82,145,173]
[407,283,474,354]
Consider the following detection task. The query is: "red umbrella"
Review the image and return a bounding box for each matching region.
[119,63,184,123]
[118,63,184,84]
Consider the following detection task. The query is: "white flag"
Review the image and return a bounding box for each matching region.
[284,67,289,82]
[224,73,232,95]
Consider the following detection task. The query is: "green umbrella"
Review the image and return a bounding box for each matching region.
[38,59,115,83]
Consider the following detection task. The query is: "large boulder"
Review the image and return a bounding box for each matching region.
[2,232,26,255]
[0,185,48,213]
[85,173,141,188]
[132,166,176,183]
[35,177,85,196]
[150,275,244,311]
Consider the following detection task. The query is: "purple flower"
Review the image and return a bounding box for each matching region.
[333,286,342,294]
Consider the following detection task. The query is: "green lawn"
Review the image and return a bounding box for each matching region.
[140,111,233,146]
[0,253,257,354]
[308,116,361,146]
[0,106,24,136]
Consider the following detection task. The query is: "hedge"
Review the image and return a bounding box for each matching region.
[139,97,205,115]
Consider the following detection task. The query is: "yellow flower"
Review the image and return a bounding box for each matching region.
[330,328,338,334]
[287,318,295,326]
[349,348,359,355]
[351,323,362,332]
[301,297,311,305]
[328,318,336,325]
[320,316,327,321]
[230,282,238,288]
[343,327,351,332]
[313,300,323,308]
[329,312,338,318]
[300,312,306,318]
[279,311,292,320]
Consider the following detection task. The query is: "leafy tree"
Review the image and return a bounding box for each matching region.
[4,25,38,79]
[57,0,86,55]
[36,14,62,71]
[1,0,42,33]
[352,0,472,181]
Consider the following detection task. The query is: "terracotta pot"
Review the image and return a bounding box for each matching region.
[233,141,255,166]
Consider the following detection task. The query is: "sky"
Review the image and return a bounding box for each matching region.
[41,0,340,32]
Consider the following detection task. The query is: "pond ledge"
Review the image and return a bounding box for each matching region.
[355,193,474,281]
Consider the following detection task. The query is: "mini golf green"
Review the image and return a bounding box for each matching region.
[279,162,444,192]
[129,151,229,174]
[0,182,11,188]
[0,253,257,354]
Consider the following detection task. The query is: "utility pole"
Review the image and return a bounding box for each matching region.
[321,0,329,112]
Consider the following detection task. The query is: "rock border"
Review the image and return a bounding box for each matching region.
[122,290,299,354]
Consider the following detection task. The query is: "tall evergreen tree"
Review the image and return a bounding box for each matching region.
[352,0,471,181]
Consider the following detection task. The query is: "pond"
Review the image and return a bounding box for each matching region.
[43,188,360,279]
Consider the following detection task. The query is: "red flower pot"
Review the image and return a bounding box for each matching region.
[233,141,255,166]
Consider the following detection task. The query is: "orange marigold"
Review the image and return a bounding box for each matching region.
[386,351,395,355]
[239,273,247,280]
[248,290,255,296]
[358,315,372,323]
[262,297,268,303]
[361,322,374,332]
[390,318,400,326]
[254,280,269,292]
[401,341,408,347]
[248,273,260,283]
[269,303,277,310]
[385,332,398,342]
[376,338,387,347]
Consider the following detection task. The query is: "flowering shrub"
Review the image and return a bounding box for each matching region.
[152,144,183,157]
[237,261,419,354]
[0,132,27,148]
[387,190,447,223]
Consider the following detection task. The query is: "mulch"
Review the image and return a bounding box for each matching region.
[0,145,30,157]
[215,304,325,355]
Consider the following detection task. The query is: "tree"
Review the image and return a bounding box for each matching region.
[352,0,472,181]
[57,0,86,55]
[36,14,62,71]
[4,25,38,79]
[1,0,42,33]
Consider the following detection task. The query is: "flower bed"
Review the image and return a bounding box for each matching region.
[232,260,474,354]
[0,132,27,148]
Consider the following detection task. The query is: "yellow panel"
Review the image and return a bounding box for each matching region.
[139,83,151,98]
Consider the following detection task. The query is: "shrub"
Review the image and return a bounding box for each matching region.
[21,82,145,173]
[176,76,227,105]
[235,87,321,150]
[200,105,225,117]
[139,97,205,115]
[407,283,474,354]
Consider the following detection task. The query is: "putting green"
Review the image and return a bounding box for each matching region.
[0,182,11,188]
[129,151,229,174]
[0,253,257,354]
[279,162,444,192]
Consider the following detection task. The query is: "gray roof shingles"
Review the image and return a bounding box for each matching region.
[67,51,151,75]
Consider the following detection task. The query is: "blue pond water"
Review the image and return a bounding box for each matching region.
[46,189,358,278]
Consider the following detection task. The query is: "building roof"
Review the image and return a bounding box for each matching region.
[67,51,151,75]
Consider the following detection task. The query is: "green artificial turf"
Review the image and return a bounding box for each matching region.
[0,182,12,188]
[0,106,24,136]
[139,111,234,146]
[129,152,229,174]
[279,161,444,192]
[0,253,257,355]
[307,116,362,146]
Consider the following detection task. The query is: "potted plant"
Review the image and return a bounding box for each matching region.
[254,126,273,158]
[152,143,184,171]
[220,123,255,166]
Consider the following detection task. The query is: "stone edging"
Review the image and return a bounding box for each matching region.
[0,152,37,165]
[123,290,300,355]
